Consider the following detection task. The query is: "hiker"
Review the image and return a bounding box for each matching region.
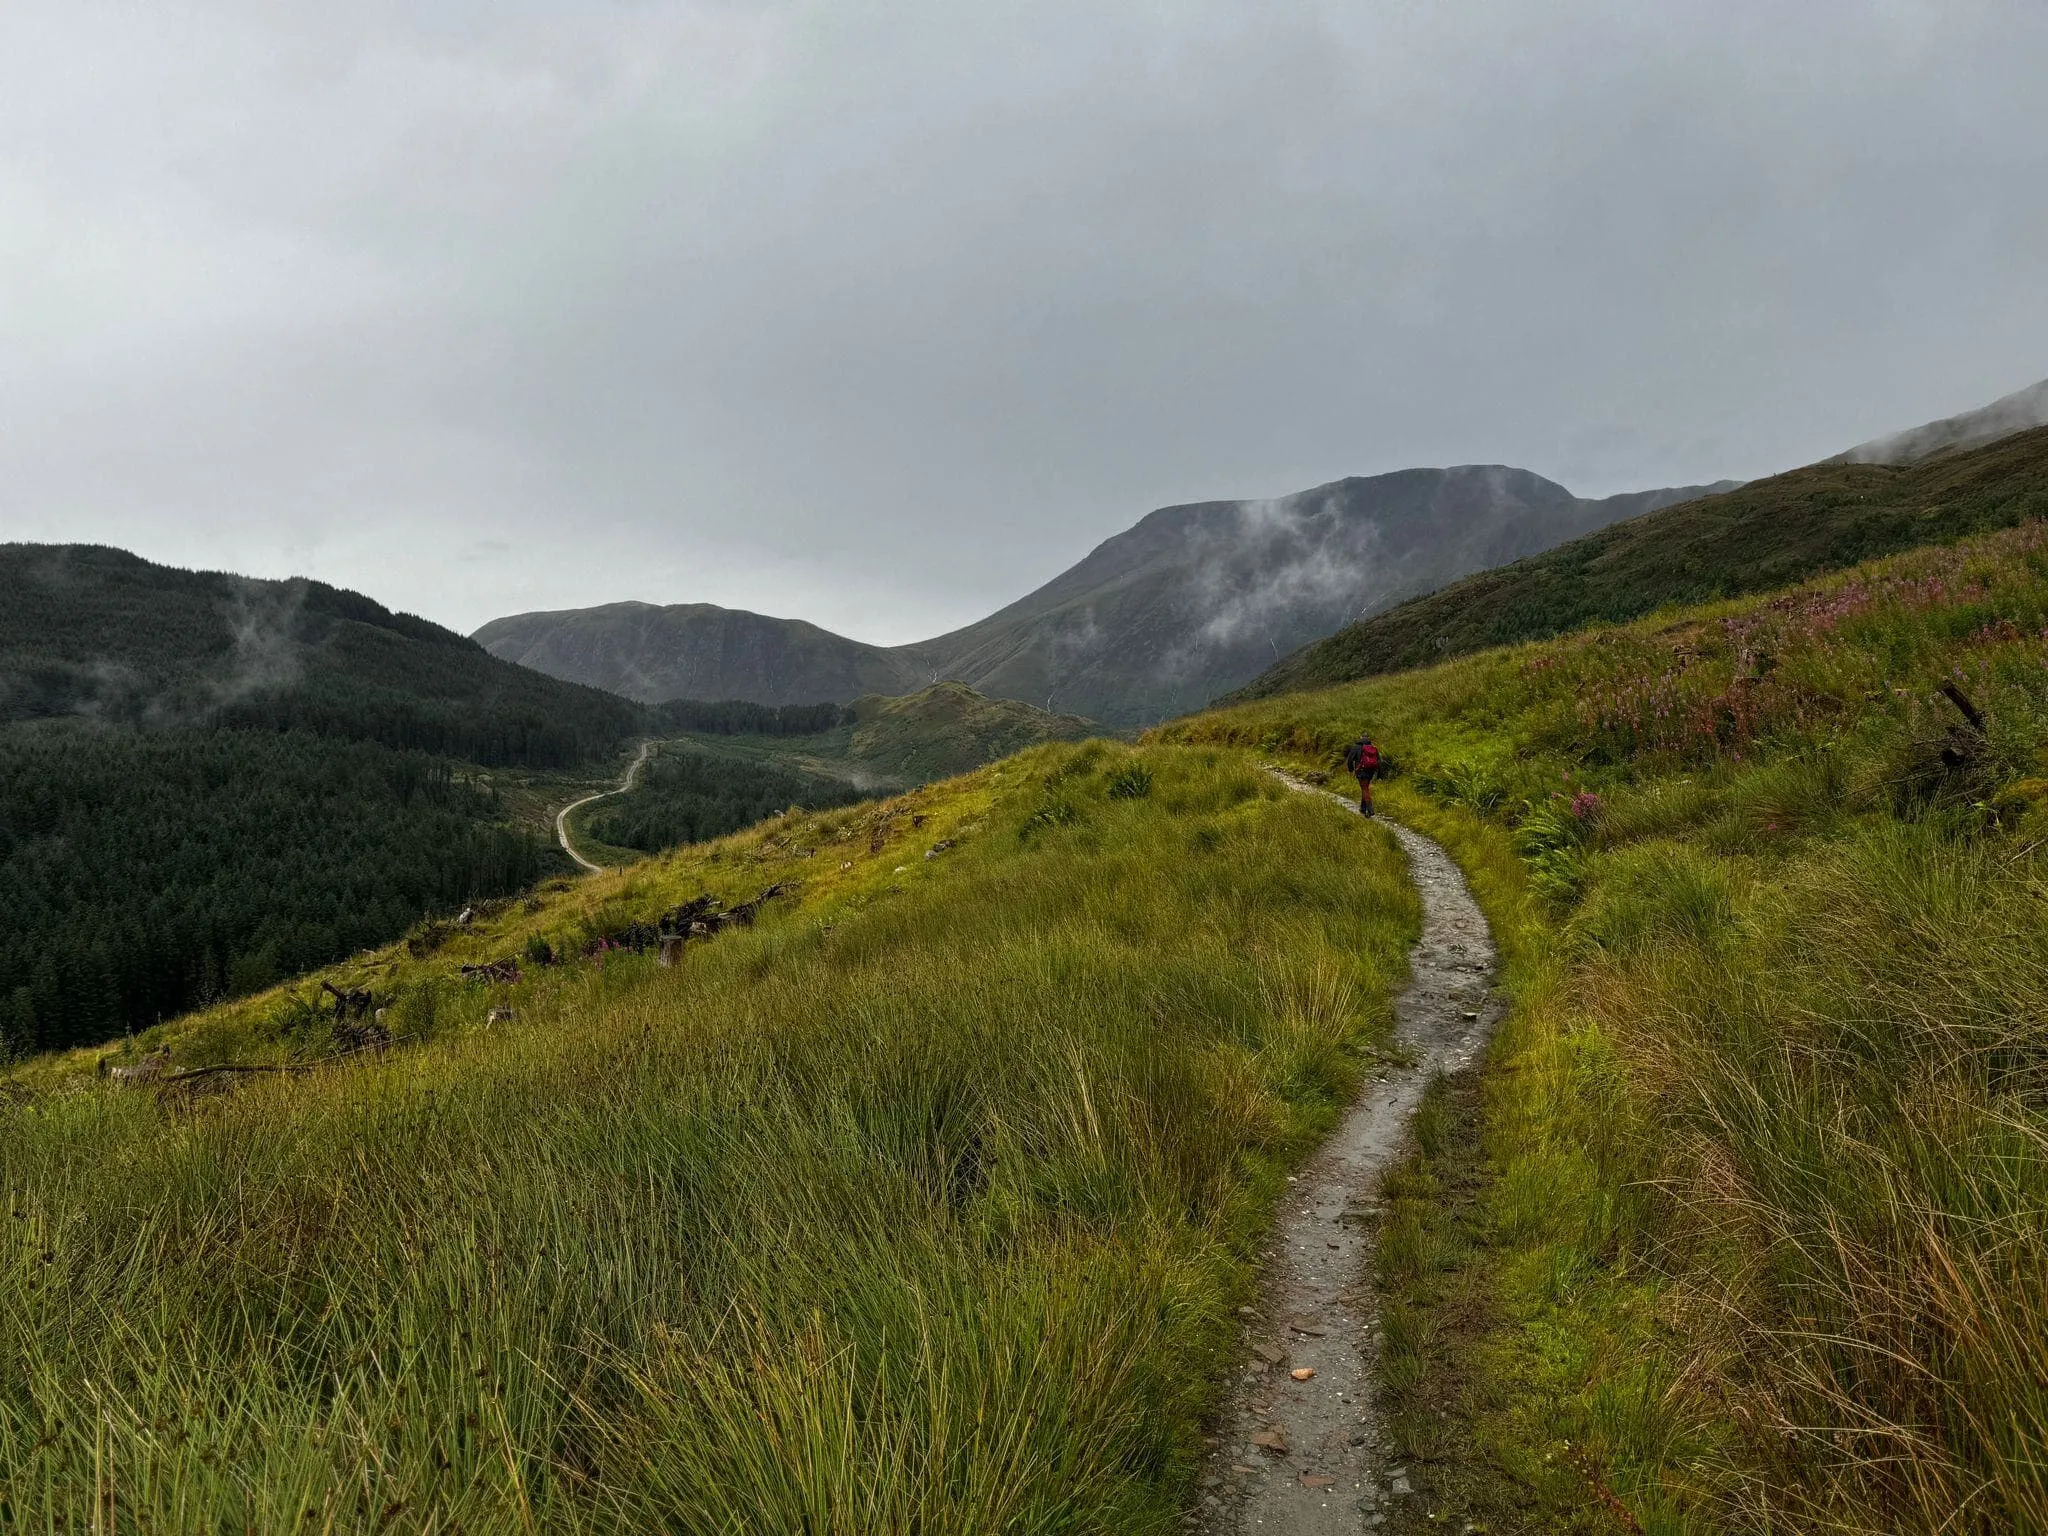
[1343,733,1380,816]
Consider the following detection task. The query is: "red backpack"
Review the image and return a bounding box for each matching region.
[1346,738,1379,776]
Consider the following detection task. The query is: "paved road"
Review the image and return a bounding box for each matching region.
[554,739,655,874]
[1196,774,1502,1534]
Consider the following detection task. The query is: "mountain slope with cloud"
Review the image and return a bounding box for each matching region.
[1832,376,2048,466]
[1239,418,2048,699]
[479,469,1730,724]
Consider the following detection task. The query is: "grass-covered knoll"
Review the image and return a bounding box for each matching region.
[0,742,1418,1531]
[564,684,1096,867]
[1238,422,2048,699]
[1166,520,2048,1533]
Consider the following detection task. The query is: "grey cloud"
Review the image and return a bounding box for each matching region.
[1,1,2045,641]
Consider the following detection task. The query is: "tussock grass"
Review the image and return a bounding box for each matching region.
[0,744,1417,1530]
[1168,520,2048,1533]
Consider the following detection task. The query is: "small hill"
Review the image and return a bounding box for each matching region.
[1832,375,2048,466]
[474,600,924,707]
[846,682,1096,782]
[1233,422,2048,699]
[475,469,1728,726]
[3,544,642,766]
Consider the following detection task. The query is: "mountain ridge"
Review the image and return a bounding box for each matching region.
[477,465,1735,725]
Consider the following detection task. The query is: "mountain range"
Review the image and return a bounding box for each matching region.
[477,469,1735,725]
[480,375,2048,724]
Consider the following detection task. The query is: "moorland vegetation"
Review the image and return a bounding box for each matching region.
[13,488,2048,1532]
[1171,516,2048,1533]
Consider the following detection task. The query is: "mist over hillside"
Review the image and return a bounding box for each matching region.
[478,466,1732,725]
[1833,376,2048,467]
[1240,421,2048,698]
[4,544,641,766]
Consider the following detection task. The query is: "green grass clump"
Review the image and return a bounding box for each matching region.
[1168,517,2048,1533]
[0,743,1417,1531]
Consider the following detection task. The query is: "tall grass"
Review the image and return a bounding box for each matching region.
[1168,520,2048,1533]
[0,744,1417,1531]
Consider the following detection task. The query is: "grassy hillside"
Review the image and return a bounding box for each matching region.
[1167,518,2048,1532]
[0,741,1418,1531]
[1238,423,2048,699]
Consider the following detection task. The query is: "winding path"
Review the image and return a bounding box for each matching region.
[554,739,655,874]
[1196,777,1501,1534]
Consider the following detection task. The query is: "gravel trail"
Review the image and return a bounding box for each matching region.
[554,739,654,874]
[1195,777,1501,1534]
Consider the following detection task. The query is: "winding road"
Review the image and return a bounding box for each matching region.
[1197,776,1502,1534]
[554,739,655,874]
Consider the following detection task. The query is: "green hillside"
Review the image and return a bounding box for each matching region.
[1169,517,2048,1531]
[0,743,1415,1531]
[1236,423,2048,699]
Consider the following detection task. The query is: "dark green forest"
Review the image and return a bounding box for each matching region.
[0,723,561,1057]
[586,746,865,853]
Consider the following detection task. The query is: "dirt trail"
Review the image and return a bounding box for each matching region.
[1195,777,1500,1534]
[554,739,655,874]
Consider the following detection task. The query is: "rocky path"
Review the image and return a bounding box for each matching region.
[554,739,655,874]
[1195,779,1501,1534]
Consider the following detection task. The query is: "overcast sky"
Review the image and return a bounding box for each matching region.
[3,1,2045,643]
